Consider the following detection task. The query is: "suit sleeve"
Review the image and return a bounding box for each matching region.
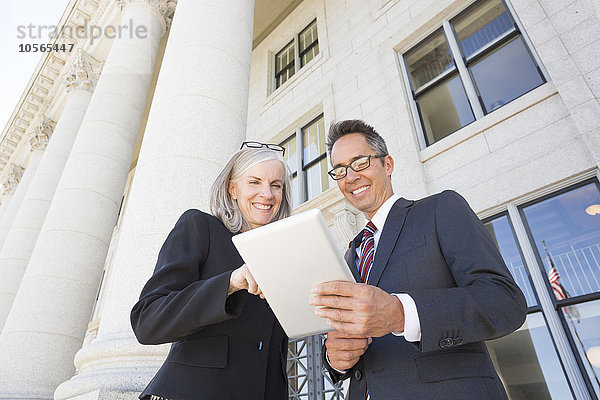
[130,210,245,345]
[408,190,527,352]
[322,345,356,384]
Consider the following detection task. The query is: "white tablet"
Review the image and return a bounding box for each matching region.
[232,209,356,338]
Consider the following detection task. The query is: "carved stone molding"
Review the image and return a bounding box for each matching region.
[333,209,361,249]
[29,116,55,152]
[116,0,178,29]
[2,164,25,196]
[593,0,600,19]
[157,0,177,29]
[64,48,98,93]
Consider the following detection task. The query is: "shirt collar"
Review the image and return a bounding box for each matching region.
[368,193,400,232]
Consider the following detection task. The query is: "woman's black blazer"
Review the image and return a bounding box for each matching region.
[131,210,288,400]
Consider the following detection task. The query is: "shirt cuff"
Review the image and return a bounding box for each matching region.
[391,293,421,342]
[325,350,348,374]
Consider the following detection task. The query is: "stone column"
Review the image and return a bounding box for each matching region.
[0,1,171,398]
[0,51,96,333]
[54,0,255,398]
[0,164,25,224]
[0,119,54,250]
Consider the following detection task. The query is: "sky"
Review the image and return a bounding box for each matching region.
[1,0,71,131]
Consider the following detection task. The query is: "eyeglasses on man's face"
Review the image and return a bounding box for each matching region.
[328,154,387,180]
[240,141,285,156]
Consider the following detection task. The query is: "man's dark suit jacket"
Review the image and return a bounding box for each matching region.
[131,210,288,400]
[325,190,527,399]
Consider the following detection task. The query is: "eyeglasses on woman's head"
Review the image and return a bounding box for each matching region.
[240,141,285,156]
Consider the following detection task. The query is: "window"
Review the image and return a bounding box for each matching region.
[402,0,545,146]
[484,215,574,399]
[275,19,319,90]
[483,180,600,398]
[520,181,600,397]
[280,115,333,208]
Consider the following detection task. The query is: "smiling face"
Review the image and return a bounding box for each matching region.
[228,159,285,230]
[330,133,394,220]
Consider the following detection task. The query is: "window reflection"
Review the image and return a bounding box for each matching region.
[276,41,295,89]
[454,0,514,59]
[302,116,326,165]
[487,313,574,399]
[416,74,475,144]
[306,158,332,201]
[299,20,319,67]
[405,29,455,92]
[402,0,545,146]
[302,116,329,202]
[522,183,600,298]
[561,300,600,397]
[279,115,329,207]
[282,135,298,175]
[470,37,545,112]
[484,216,537,307]
[281,135,300,208]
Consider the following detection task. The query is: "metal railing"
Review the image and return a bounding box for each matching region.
[548,244,600,298]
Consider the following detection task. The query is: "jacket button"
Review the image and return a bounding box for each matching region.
[455,338,462,345]
[257,341,263,351]
[354,370,362,380]
[439,338,452,348]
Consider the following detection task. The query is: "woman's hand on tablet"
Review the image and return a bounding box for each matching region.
[229,264,264,299]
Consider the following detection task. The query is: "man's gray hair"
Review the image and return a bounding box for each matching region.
[326,119,388,158]
[210,148,292,233]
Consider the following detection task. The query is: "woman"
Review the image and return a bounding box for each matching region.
[131,143,292,400]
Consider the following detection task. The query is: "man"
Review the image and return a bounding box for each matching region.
[310,120,527,399]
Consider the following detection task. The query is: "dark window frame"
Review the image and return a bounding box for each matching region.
[279,114,329,206]
[274,19,320,91]
[401,0,547,147]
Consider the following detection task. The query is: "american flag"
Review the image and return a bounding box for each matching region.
[543,240,566,301]
[548,265,566,301]
[542,241,581,322]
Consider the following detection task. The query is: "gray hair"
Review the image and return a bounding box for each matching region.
[326,119,389,158]
[210,148,292,233]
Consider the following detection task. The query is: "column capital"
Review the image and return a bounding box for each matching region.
[333,209,361,248]
[116,0,178,29]
[29,116,55,152]
[64,48,98,93]
[2,164,25,196]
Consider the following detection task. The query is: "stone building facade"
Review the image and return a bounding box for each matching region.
[0,0,599,399]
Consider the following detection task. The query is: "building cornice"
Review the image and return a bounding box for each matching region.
[0,0,101,175]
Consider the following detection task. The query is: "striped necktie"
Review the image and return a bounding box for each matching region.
[358,221,376,399]
[358,221,377,283]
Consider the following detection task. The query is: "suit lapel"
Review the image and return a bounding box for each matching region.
[367,198,413,286]
[345,233,362,283]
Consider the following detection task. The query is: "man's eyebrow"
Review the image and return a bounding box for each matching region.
[332,155,367,168]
